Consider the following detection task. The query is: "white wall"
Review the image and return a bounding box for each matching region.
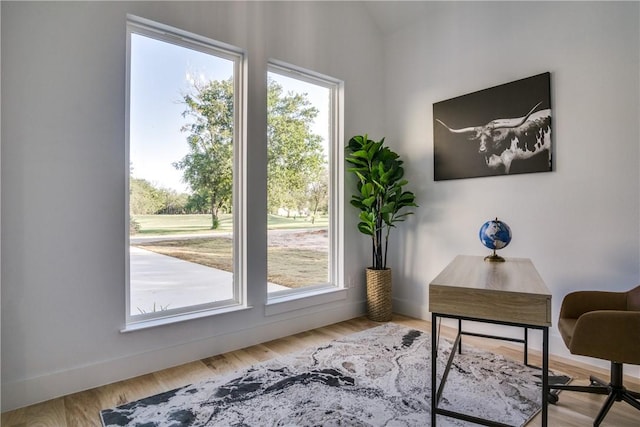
[384,1,640,376]
[1,1,380,411]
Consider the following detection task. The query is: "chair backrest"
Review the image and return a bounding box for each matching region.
[628,285,640,311]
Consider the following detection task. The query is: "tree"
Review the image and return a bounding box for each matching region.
[307,168,329,223]
[184,192,210,214]
[156,189,188,214]
[130,176,189,215]
[174,78,234,229]
[175,76,326,225]
[267,78,325,216]
[130,177,165,215]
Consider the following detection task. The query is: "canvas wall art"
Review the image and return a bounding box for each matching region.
[433,72,552,181]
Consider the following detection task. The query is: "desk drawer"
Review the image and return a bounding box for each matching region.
[430,284,551,327]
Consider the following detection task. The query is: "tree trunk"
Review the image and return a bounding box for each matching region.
[210,196,219,229]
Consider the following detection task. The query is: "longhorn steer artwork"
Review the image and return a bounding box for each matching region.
[433,72,552,181]
[435,102,552,175]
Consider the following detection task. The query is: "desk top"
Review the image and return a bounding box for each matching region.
[429,255,551,326]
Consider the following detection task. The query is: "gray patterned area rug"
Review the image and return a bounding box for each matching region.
[101,323,567,426]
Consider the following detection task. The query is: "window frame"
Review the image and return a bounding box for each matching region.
[265,60,345,302]
[124,16,247,329]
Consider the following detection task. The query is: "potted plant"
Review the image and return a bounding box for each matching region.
[346,135,417,321]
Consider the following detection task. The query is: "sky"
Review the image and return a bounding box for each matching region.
[130,32,329,194]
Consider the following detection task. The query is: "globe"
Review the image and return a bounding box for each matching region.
[479,219,511,262]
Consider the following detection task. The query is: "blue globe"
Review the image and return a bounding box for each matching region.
[479,219,512,250]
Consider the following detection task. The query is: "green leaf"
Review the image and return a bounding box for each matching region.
[380,202,395,214]
[358,222,374,236]
[350,199,365,209]
[362,196,376,208]
[350,149,370,159]
[346,158,368,167]
[347,135,367,151]
[359,211,375,223]
[360,182,374,198]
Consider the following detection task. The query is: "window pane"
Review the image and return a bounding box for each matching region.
[128,26,239,320]
[266,68,333,294]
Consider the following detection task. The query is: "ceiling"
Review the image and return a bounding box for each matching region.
[362,1,433,36]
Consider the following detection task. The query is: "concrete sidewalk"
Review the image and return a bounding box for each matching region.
[130,246,287,315]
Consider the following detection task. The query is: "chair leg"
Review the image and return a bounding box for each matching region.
[549,362,640,426]
[595,362,640,426]
[549,383,608,394]
[622,392,640,411]
[593,391,618,427]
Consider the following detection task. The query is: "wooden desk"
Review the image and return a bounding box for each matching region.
[429,255,552,426]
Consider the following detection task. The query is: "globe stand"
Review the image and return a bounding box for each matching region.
[484,249,506,262]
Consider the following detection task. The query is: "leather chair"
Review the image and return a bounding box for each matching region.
[549,285,640,426]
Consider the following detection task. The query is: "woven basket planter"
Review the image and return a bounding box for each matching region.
[366,268,392,322]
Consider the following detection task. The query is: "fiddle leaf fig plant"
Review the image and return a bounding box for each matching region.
[346,135,417,270]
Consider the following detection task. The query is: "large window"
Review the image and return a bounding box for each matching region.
[126,17,245,327]
[266,62,343,298]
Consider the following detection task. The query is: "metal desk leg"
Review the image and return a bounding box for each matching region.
[458,318,462,354]
[432,313,437,426]
[524,327,528,366]
[542,327,549,427]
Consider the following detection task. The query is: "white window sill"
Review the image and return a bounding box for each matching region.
[265,286,348,316]
[121,304,253,333]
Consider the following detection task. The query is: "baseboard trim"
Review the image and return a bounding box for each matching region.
[2,300,365,412]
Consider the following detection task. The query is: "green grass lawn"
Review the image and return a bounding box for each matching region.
[137,235,327,288]
[132,213,328,235]
[266,213,328,230]
[132,214,329,287]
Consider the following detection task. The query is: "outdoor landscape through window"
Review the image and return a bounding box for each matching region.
[127,21,339,322]
[127,23,241,320]
[267,67,334,295]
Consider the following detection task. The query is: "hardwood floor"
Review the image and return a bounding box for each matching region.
[2,315,639,426]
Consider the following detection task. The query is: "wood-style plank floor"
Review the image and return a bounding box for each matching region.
[2,315,639,426]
